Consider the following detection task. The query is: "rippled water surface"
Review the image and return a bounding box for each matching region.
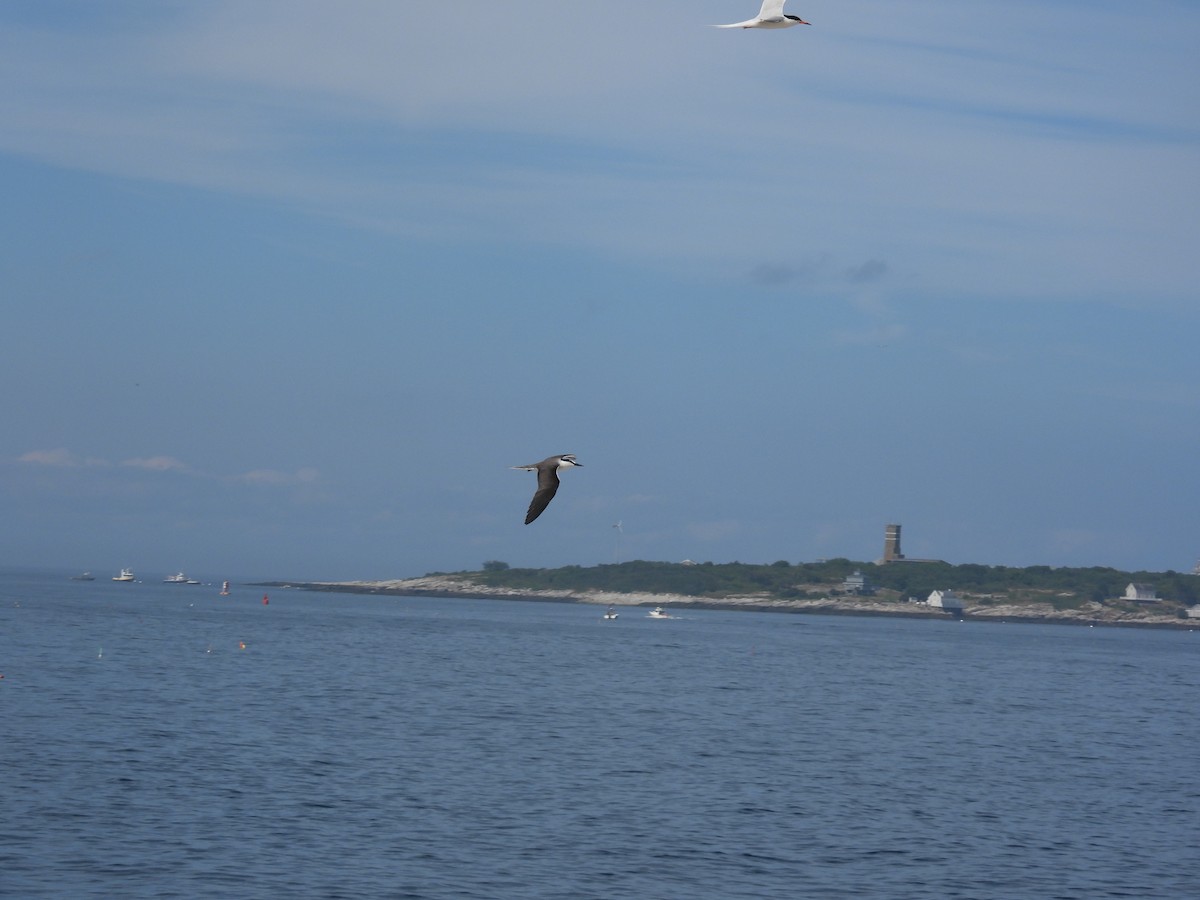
[2,568,1198,898]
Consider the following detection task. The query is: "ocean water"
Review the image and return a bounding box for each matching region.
[2,568,1198,899]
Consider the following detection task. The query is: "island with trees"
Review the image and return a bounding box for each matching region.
[268,558,1200,628]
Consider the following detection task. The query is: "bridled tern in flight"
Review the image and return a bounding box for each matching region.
[511,454,583,524]
[714,0,811,29]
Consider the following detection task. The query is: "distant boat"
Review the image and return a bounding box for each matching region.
[219,581,230,596]
[71,572,95,581]
[603,606,619,620]
[112,568,135,582]
[164,572,188,584]
[647,607,674,619]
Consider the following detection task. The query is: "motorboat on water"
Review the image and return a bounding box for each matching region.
[112,568,135,582]
[647,607,674,619]
[71,572,95,581]
[603,606,619,620]
[164,572,188,584]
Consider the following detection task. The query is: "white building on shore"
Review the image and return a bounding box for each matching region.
[1123,583,1159,603]
[927,589,964,612]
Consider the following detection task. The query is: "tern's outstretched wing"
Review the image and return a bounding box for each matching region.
[714,0,789,26]
[524,468,561,524]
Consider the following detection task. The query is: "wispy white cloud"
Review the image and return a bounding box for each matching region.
[18,448,318,488]
[122,455,192,473]
[0,2,1194,305]
[238,467,319,486]
[20,448,78,467]
[19,448,109,468]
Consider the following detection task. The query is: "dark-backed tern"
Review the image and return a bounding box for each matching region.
[511,454,582,524]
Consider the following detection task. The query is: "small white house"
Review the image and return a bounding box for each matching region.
[1123,583,1159,603]
[927,589,964,611]
[1185,605,1200,620]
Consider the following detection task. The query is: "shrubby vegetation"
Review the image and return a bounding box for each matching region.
[458,558,1200,610]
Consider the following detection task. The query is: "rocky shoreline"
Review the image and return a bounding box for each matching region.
[263,575,1197,629]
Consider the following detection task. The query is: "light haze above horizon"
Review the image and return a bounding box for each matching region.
[3,1,1197,582]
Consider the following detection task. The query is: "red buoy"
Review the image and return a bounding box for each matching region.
[262,594,269,605]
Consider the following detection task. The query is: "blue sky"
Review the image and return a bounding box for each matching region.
[2,1,1198,581]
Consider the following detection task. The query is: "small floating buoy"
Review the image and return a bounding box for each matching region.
[238,641,246,650]
[262,594,269,605]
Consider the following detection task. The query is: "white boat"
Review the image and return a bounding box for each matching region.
[71,572,95,581]
[647,607,674,619]
[112,568,135,582]
[164,572,188,584]
[603,606,619,620]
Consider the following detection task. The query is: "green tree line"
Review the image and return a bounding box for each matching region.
[453,558,1200,609]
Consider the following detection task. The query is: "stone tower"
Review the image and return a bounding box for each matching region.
[882,523,905,562]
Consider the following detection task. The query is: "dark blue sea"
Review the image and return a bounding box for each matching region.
[2,568,1198,899]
